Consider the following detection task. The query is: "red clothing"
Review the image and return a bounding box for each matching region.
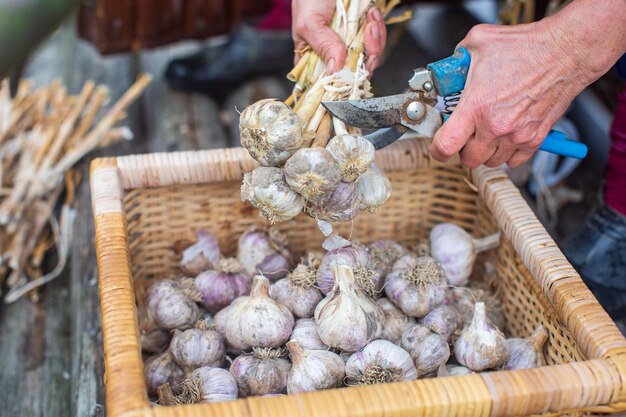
[256,0,292,31]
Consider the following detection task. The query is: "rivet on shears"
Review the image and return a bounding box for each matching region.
[405,101,426,122]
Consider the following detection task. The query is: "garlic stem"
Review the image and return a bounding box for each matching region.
[472,232,500,253]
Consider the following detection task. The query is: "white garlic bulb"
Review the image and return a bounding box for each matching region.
[400,324,450,377]
[314,265,383,352]
[144,351,184,395]
[326,134,375,182]
[367,239,411,278]
[237,226,292,281]
[430,223,500,286]
[169,329,225,373]
[270,259,323,318]
[345,340,417,385]
[384,255,447,318]
[213,297,246,355]
[146,279,200,330]
[224,275,294,350]
[377,298,416,344]
[181,367,238,404]
[437,364,474,377]
[504,326,548,370]
[454,302,509,371]
[283,147,342,203]
[421,304,461,342]
[356,164,391,212]
[291,318,328,350]
[286,340,345,393]
[180,230,222,276]
[239,98,304,166]
[230,347,291,397]
[306,181,359,223]
[241,167,304,224]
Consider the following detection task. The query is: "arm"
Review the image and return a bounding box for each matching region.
[430,0,626,168]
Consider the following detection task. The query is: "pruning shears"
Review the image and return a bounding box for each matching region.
[322,47,588,159]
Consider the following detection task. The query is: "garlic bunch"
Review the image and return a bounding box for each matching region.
[384,255,447,318]
[306,181,359,223]
[314,265,383,352]
[146,279,200,330]
[437,364,474,377]
[144,351,184,395]
[181,367,238,404]
[377,298,416,344]
[326,134,375,182]
[286,340,345,393]
[170,328,225,373]
[345,340,417,385]
[270,256,323,318]
[356,165,391,212]
[504,326,548,370]
[181,230,222,276]
[230,347,291,396]
[241,167,304,224]
[368,239,410,278]
[290,319,328,350]
[224,275,294,350]
[238,226,292,281]
[454,302,508,371]
[195,258,251,313]
[400,324,450,377]
[430,223,500,286]
[421,304,461,342]
[239,98,304,166]
[284,147,342,203]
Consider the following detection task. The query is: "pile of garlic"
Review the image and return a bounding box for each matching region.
[239,100,391,234]
[141,223,548,405]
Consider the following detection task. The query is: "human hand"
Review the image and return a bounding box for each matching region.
[292,0,387,74]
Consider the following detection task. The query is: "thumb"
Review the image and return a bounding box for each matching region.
[430,109,475,162]
[302,26,347,73]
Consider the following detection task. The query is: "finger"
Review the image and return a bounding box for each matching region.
[364,8,387,58]
[507,148,536,168]
[430,109,476,162]
[298,25,346,73]
[483,141,516,168]
[459,135,497,168]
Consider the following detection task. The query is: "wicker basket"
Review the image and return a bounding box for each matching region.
[90,138,626,417]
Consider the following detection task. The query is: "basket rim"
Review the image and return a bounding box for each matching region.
[90,139,626,417]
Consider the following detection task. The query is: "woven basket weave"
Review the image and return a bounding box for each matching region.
[90,138,626,417]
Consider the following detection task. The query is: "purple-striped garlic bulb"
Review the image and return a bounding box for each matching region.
[345,340,417,385]
[400,324,450,377]
[181,230,222,276]
[237,226,292,281]
[306,181,359,223]
[194,258,251,314]
[367,239,411,278]
[504,326,548,370]
[180,367,238,404]
[270,254,323,318]
[421,304,461,342]
[230,347,291,397]
[290,318,328,350]
[377,298,416,344]
[146,279,200,330]
[169,328,225,373]
[286,340,345,393]
[144,351,184,395]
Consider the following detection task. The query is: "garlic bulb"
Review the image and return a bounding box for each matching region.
[356,164,391,212]
[437,364,474,377]
[170,329,225,373]
[345,340,417,385]
[314,265,383,352]
[291,318,328,350]
[504,326,548,370]
[283,147,342,203]
[421,304,461,342]
[454,302,508,371]
[146,279,200,330]
[377,298,416,344]
[326,134,375,182]
[141,329,171,354]
[237,226,292,281]
[230,347,291,396]
[180,367,238,404]
[181,230,222,276]
[241,167,304,224]
[400,324,450,377]
[368,239,410,278]
[450,287,505,329]
[213,297,246,355]
[412,240,431,257]
[306,181,359,222]
[195,258,251,314]
[270,259,323,318]
[430,223,500,286]
[384,255,447,318]
[239,98,304,166]
[286,340,345,393]
[144,351,184,395]
[224,275,294,350]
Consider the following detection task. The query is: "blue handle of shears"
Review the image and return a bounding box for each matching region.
[433,49,587,159]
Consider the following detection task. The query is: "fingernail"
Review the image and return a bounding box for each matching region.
[326,58,336,73]
[372,8,383,22]
[370,24,380,39]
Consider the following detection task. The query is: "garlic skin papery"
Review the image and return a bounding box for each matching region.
[377,298,416,344]
[146,279,200,330]
[421,304,461,342]
[241,167,304,224]
[454,302,509,371]
[306,181,359,223]
[270,260,323,318]
[144,351,184,395]
[430,223,500,286]
[326,134,375,182]
[239,98,304,167]
[504,326,548,370]
[345,340,417,385]
[224,275,294,350]
[356,164,391,213]
[290,318,328,350]
[169,329,225,373]
[230,347,291,397]
[181,367,238,404]
[283,147,342,203]
[368,239,410,278]
[195,258,251,314]
[238,226,292,281]
[314,265,383,352]
[384,255,447,318]
[181,230,222,276]
[286,340,345,393]
[437,364,474,377]
[400,324,450,377]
